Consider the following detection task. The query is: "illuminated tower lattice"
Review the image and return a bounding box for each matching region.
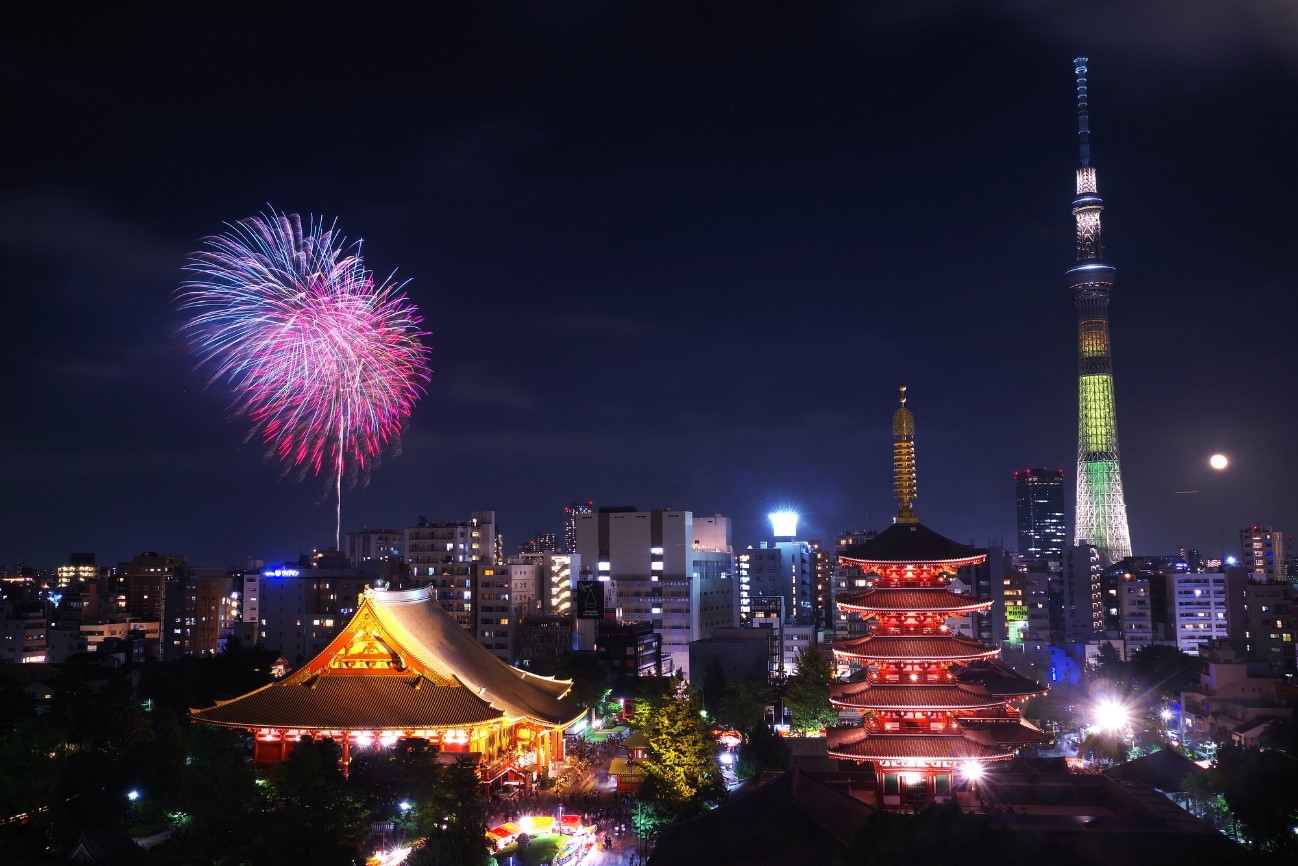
[1068,56,1132,566]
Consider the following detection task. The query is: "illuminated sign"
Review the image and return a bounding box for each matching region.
[1005,605,1028,621]
[262,568,301,578]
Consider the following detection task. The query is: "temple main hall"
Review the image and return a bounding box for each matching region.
[827,387,1049,808]
[192,585,583,784]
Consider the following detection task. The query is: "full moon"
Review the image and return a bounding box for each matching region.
[1209,453,1229,470]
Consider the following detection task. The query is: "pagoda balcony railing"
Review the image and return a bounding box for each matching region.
[952,709,1024,723]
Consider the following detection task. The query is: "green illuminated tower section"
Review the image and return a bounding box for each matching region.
[1068,57,1131,565]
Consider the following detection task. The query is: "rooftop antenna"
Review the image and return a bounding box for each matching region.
[1074,56,1091,167]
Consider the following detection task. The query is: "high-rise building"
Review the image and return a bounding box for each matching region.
[404,511,500,580]
[1068,57,1133,566]
[257,550,367,664]
[1239,526,1286,583]
[121,552,187,624]
[573,506,735,676]
[562,501,594,554]
[520,532,559,555]
[1013,468,1066,562]
[1225,567,1295,676]
[738,515,814,626]
[344,529,403,566]
[1172,571,1229,656]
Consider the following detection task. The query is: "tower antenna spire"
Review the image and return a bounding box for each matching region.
[1074,56,1091,167]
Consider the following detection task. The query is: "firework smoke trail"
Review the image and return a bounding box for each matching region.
[178,210,431,548]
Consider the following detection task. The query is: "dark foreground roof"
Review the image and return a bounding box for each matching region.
[1104,748,1205,792]
[648,768,872,866]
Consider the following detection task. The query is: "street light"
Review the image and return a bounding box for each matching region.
[126,789,141,803]
[1093,698,1129,734]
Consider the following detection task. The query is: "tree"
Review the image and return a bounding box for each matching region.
[716,680,772,732]
[1215,743,1298,854]
[1126,645,1202,698]
[1092,641,1128,685]
[736,721,790,780]
[631,673,723,814]
[407,757,494,866]
[783,645,838,734]
[701,657,728,717]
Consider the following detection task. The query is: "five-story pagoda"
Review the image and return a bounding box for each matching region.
[827,387,1048,808]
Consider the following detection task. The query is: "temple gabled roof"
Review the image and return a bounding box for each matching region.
[838,521,983,567]
[193,586,582,730]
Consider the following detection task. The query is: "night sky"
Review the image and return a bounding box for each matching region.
[4,2,1296,569]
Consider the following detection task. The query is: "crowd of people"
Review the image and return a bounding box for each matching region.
[486,729,644,864]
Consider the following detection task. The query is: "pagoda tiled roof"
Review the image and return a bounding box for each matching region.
[960,719,1052,746]
[836,587,992,613]
[833,634,997,661]
[837,521,983,566]
[829,683,1002,711]
[825,727,1014,762]
[949,659,1047,698]
[193,587,582,730]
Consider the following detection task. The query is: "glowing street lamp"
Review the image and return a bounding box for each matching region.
[126,789,141,802]
[959,760,985,784]
[1092,698,1129,734]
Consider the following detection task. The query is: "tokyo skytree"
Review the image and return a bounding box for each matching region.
[1068,57,1132,565]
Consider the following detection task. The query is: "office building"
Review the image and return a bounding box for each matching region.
[574,506,735,677]
[1014,468,1066,562]
[1239,526,1286,583]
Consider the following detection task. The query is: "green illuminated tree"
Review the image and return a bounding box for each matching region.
[783,645,839,734]
[632,673,723,814]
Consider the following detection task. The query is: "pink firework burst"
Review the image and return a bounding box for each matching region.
[178,210,431,546]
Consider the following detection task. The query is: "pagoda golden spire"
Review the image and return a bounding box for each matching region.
[892,384,918,523]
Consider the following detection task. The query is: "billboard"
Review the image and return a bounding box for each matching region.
[575,580,605,619]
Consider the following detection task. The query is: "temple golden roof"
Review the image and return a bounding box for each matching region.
[192,586,583,731]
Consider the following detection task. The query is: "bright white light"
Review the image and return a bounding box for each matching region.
[1160,708,1173,722]
[399,800,412,812]
[768,511,799,538]
[959,760,985,783]
[1209,453,1228,471]
[719,752,734,765]
[127,789,140,802]
[1093,698,1129,733]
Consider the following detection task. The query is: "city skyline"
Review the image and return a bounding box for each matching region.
[4,3,1297,568]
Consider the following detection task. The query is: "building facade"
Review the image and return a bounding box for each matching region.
[1239,526,1286,583]
[1013,468,1066,563]
[574,507,736,677]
